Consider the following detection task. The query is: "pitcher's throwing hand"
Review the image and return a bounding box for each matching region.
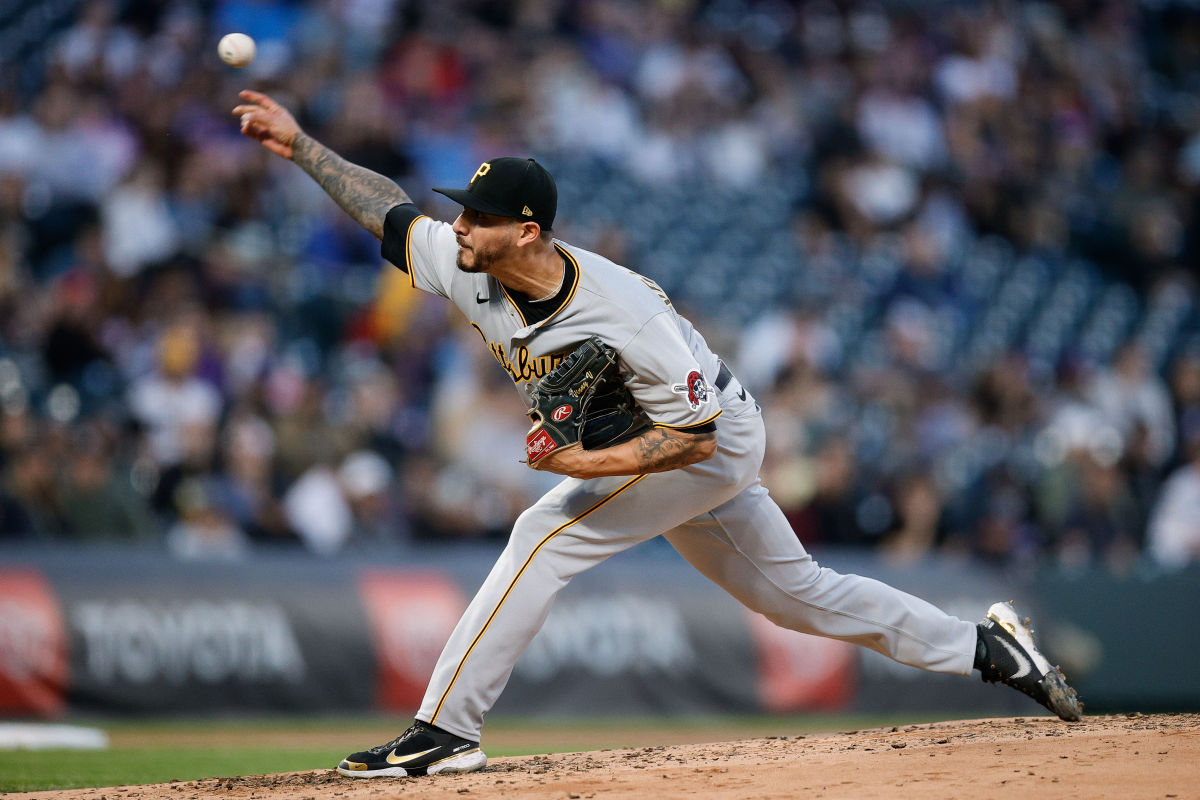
[233,90,300,159]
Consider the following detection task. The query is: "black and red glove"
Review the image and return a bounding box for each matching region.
[525,336,641,467]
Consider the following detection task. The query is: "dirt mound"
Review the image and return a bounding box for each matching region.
[12,714,1198,800]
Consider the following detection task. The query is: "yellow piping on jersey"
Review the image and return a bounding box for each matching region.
[654,409,723,430]
[404,214,428,289]
[545,244,581,326]
[498,284,528,327]
[429,473,647,726]
[498,243,580,328]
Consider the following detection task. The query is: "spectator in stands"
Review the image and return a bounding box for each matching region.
[882,470,949,565]
[1088,343,1176,469]
[963,464,1040,567]
[59,425,157,542]
[1118,422,1166,549]
[338,449,402,547]
[0,447,39,541]
[786,434,871,547]
[281,459,355,555]
[1166,350,1200,469]
[0,0,1197,574]
[1,440,65,539]
[126,316,222,471]
[1050,450,1142,573]
[165,476,249,560]
[212,412,299,547]
[1147,427,1200,570]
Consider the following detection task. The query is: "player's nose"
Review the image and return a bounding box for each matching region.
[451,212,470,237]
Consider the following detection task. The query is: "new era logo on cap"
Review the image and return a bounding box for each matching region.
[433,158,557,231]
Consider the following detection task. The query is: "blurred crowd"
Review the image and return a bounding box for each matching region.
[1,0,1199,572]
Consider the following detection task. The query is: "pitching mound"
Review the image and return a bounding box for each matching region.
[11,714,1198,800]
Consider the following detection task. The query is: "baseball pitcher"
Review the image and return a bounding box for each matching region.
[234,89,1082,779]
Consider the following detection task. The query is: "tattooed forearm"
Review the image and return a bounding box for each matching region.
[292,132,411,239]
[537,427,716,479]
[632,429,716,473]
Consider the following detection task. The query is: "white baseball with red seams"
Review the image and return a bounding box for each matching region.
[217,33,255,67]
[378,201,979,742]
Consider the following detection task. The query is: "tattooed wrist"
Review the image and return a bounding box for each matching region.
[292,132,411,239]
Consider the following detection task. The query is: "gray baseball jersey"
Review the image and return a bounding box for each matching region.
[383,205,724,436]
[381,204,977,741]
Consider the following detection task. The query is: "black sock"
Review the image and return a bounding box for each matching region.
[973,626,988,671]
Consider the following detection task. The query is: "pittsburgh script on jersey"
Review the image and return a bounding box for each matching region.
[487,341,565,383]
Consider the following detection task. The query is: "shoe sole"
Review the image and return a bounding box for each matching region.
[336,749,487,778]
[987,602,1083,722]
[1037,669,1084,722]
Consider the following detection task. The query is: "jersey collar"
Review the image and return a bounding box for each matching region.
[501,242,581,333]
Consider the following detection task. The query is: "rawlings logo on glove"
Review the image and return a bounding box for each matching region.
[525,336,640,467]
[526,428,559,460]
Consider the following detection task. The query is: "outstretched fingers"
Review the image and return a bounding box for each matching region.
[232,90,280,126]
[233,107,263,136]
[230,89,299,158]
[238,89,275,107]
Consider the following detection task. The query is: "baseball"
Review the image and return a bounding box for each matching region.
[218,33,256,68]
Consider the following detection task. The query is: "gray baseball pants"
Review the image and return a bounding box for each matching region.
[417,396,978,741]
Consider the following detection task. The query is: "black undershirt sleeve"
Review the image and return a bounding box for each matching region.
[380,203,425,273]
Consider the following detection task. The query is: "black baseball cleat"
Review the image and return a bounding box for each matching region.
[976,601,1083,722]
[336,719,487,778]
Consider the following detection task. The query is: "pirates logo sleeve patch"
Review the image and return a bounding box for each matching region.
[671,370,711,410]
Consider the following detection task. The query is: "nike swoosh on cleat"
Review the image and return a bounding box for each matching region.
[996,637,1034,680]
[386,747,438,765]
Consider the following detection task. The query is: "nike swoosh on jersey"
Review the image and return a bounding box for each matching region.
[386,746,439,765]
[736,387,747,401]
[996,637,1033,680]
[476,293,488,303]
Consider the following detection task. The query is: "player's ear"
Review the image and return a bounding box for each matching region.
[515,220,543,247]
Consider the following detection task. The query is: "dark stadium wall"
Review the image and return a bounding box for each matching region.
[0,548,1195,717]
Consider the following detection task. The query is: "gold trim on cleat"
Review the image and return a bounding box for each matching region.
[387,746,438,766]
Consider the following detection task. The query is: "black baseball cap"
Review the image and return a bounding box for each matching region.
[433,157,557,231]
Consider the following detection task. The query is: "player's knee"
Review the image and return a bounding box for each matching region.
[741,562,830,624]
[509,506,554,550]
[742,589,793,624]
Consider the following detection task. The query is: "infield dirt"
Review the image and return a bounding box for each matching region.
[10,713,1198,800]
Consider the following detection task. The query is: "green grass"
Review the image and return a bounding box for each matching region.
[0,747,345,792]
[0,712,972,792]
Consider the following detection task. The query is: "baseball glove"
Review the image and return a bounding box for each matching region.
[525,336,641,466]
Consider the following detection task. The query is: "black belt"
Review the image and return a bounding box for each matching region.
[716,361,733,392]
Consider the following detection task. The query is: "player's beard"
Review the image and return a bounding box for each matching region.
[456,239,505,274]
